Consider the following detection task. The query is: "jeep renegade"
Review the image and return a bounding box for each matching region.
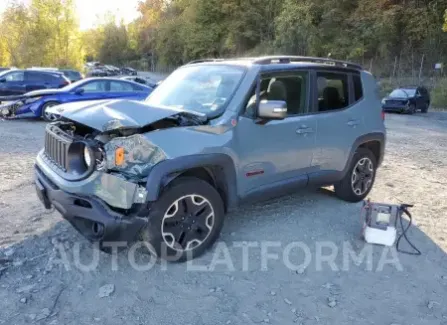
[34,56,386,261]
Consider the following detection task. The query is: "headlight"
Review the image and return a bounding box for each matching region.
[25,97,42,104]
[83,146,93,167]
[1,108,10,116]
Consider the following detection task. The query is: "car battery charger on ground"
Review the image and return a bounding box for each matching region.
[361,200,421,255]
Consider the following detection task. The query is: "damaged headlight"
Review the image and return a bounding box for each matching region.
[24,97,42,104]
[1,107,9,116]
[83,145,93,167]
[103,134,167,180]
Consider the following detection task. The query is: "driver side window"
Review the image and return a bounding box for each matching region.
[5,71,24,82]
[245,71,308,117]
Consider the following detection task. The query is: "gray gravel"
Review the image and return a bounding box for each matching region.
[1,111,447,324]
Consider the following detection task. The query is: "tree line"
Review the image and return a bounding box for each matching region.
[1,0,447,77]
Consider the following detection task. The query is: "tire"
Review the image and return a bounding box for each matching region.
[140,177,225,262]
[334,148,377,203]
[421,102,429,113]
[41,102,61,122]
[408,104,416,115]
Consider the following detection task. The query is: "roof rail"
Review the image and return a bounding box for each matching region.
[187,58,225,64]
[253,56,362,70]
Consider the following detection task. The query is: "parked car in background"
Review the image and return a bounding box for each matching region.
[121,76,158,88]
[60,69,83,82]
[0,67,10,72]
[382,86,430,114]
[87,68,108,77]
[0,69,70,96]
[121,67,137,75]
[0,77,153,121]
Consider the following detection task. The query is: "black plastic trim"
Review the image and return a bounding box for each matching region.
[35,165,145,243]
[145,154,238,207]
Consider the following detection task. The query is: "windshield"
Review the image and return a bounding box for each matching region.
[145,65,245,116]
[389,88,416,98]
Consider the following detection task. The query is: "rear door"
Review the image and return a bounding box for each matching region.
[415,87,425,110]
[308,70,364,183]
[0,71,25,95]
[24,71,50,92]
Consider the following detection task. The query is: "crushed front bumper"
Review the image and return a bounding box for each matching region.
[34,151,149,243]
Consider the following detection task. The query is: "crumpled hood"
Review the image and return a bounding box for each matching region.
[46,99,206,132]
[25,88,64,97]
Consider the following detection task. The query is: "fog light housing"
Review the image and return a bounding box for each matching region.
[84,145,93,167]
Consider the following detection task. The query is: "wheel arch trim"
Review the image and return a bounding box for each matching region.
[145,153,238,208]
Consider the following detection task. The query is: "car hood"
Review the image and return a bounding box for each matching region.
[384,97,409,101]
[46,99,206,132]
[25,89,64,97]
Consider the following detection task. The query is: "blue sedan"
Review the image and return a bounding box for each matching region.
[0,77,153,121]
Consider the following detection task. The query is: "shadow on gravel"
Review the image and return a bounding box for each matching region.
[1,190,446,325]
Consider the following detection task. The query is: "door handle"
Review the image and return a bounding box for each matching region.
[347,119,359,127]
[296,127,314,134]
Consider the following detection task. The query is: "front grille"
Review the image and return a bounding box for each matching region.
[386,100,407,105]
[44,127,71,171]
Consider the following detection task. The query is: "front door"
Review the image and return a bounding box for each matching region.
[0,71,25,96]
[233,70,315,198]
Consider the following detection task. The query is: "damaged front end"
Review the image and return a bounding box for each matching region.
[0,95,27,118]
[34,100,208,243]
[37,100,208,208]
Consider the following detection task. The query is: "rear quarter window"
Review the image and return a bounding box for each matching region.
[130,83,145,91]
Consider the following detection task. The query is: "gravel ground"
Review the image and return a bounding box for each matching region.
[1,111,447,325]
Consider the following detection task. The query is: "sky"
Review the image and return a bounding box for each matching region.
[0,0,142,30]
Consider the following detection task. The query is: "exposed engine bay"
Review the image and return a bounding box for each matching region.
[47,111,207,182]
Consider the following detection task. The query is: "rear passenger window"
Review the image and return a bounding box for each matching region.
[110,81,134,92]
[353,74,363,101]
[25,71,43,82]
[317,72,349,112]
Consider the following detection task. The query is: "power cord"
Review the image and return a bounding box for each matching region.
[394,204,421,256]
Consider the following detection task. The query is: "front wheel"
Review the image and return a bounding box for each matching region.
[334,148,377,202]
[408,104,416,115]
[140,177,225,262]
[41,102,61,122]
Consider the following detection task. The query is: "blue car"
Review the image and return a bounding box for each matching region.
[0,69,71,96]
[0,77,153,121]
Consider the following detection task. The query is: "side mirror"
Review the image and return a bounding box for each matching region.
[74,88,84,95]
[0,78,6,83]
[257,100,287,120]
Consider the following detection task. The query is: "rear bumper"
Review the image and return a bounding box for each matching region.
[34,164,147,243]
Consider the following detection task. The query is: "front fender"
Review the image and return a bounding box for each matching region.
[145,153,238,207]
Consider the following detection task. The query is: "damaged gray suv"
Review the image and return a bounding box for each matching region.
[34,56,385,261]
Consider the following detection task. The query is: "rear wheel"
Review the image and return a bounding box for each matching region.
[41,102,61,122]
[334,148,377,202]
[140,177,225,262]
[421,102,429,113]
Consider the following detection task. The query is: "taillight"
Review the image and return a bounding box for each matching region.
[381,110,385,121]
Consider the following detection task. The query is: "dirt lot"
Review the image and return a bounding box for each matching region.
[1,112,447,325]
